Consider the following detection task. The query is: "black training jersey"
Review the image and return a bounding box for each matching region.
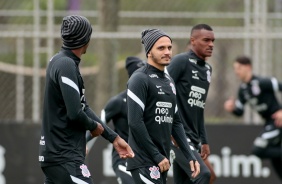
[101,90,128,169]
[126,63,196,170]
[233,75,282,123]
[39,48,117,167]
[166,50,212,146]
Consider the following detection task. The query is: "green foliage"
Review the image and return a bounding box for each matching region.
[121,0,244,11]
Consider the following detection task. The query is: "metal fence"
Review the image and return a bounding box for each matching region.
[0,0,282,124]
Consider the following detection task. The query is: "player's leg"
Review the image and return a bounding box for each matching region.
[114,164,135,184]
[189,150,211,184]
[171,145,211,184]
[43,174,55,184]
[130,166,167,184]
[203,158,216,184]
[42,162,94,184]
[197,143,216,184]
[171,146,192,183]
[270,158,282,180]
[172,156,191,183]
[252,125,282,180]
[42,165,75,184]
[252,125,282,159]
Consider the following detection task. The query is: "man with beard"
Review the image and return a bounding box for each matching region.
[126,29,200,184]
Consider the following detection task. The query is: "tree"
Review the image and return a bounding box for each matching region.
[95,0,120,112]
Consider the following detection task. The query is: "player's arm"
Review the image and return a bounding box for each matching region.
[166,54,186,83]
[224,88,245,116]
[261,77,282,92]
[172,108,200,178]
[172,108,197,161]
[86,96,121,143]
[198,114,210,160]
[127,73,165,164]
[198,113,208,145]
[266,77,282,127]
[85,100,134,158]
[84,106,117,143]
[53,58,97,131]
[101,96,122,124]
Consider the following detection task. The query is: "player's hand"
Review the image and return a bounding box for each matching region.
[224,97,235,112]
[158,158,170,173]
[272,110,282,127]
[90,123,104,137]
[201,144,210,160]
[113,136,134,159]
[190,160,200,178]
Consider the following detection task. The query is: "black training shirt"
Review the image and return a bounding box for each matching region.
[233,75,282,123]
[126,63,196,170]
[39,48,117,167]
[166,50,212,146]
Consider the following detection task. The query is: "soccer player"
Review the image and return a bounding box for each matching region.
[38,15,134,184]
[224,55,282,180]
[126,28,200,184]
[166,24,215,184]
[100,56,145,184]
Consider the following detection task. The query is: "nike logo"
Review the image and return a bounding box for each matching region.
[189,58,197,64]
[192,70,198,74]
[156,85,162,88]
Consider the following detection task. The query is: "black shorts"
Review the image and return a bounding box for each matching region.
[170,144,210,184]
[253,124,282,148]
[113,164,135,184]
[130,166,168,184]
[42,162,94,184]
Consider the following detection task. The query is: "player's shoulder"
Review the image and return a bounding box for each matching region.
[168,52,189,71]
[114,90,127,98]
[52,54,76,69]
[130,64,149,78]
[251,75,271,84]
[204,62,212,71]
[171,52,189,62]
[128,67,148,86]
[105,91,126,108]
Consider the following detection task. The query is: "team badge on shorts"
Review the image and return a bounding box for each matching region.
[80,164,91,178]
[149,166,160,180]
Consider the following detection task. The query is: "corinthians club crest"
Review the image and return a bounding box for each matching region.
[149,166,160,180]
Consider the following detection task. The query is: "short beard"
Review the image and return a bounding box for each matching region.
[151,53,169,66]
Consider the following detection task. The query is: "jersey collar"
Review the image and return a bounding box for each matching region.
[188,50,206,66]
[146,63,166,78]
[61,47,81,66]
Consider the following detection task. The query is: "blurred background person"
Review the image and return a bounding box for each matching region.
[100,56,145,184]
[224,55,282,181]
